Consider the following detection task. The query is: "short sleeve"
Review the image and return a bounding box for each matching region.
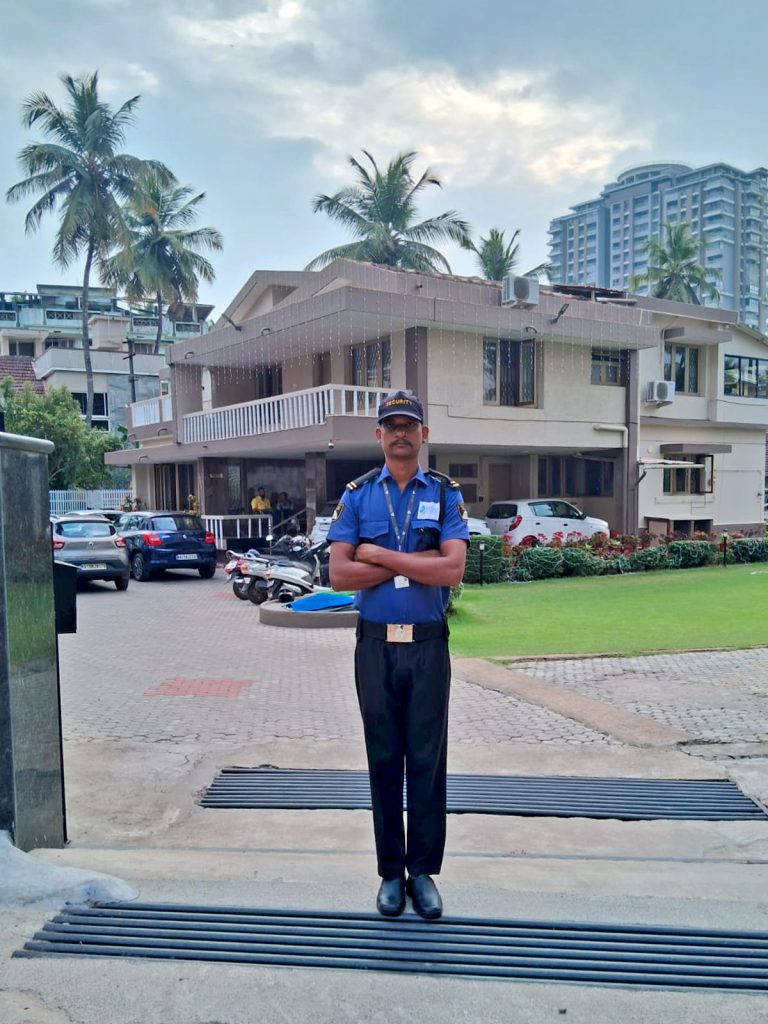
[440,487,471,545]
[326,492,360,545]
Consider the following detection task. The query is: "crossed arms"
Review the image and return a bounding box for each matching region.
[329,539,467,591]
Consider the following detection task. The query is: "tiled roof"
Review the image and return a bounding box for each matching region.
[0,356,46,395]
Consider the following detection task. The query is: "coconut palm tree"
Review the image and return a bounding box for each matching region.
[306,150,471,273]
[102,170,223,354]
[6,72,171,424]
[464,227,551,282]
[631,222,721,304]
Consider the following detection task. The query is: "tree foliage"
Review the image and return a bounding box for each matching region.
[307,150,471,273]
[5,72,171,422]
[631,222,721,303]
[0,379,122,489]
[102,169,222,353]
[464,227,550,282]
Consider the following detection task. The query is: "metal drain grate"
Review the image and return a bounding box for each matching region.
[199,769,766,821]
[17,902,768,991]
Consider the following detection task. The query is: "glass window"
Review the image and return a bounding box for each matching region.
[57,521,113,538]
[483,338,535,406]
[663,345,700,394]
[723,355,768,398]
[662,455,714,495]
[9,341,35,356]
[591,348,627,386]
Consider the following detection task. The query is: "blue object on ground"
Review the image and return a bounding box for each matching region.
[289,593,355,612]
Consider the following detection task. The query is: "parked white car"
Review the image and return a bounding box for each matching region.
[310,502,490,544]
[485,499,609,545]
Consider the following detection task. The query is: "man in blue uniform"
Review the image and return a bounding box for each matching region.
[327,390,469,919]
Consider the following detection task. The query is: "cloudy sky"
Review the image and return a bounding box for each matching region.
[1,0,766,315]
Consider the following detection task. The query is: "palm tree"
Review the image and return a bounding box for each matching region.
[102,170,223,354]
[464,227,551,282]
[6,72,170,424]
[631,222,721,304]
[306,150,471,273]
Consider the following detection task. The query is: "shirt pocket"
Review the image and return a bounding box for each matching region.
[412,519,441,551]
[359,519,390,544]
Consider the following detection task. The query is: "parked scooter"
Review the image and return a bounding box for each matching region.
[224,532,311,602]
[233,535,330,605]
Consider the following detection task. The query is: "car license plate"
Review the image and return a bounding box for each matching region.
[176,554,198,561]
[81,562,107,570]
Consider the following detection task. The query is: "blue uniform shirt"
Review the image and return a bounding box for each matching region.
[327,465,470,623]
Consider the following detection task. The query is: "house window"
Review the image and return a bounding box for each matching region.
[723,354,768,398]
[255,364,282,399]
[664,344,700,394]
[350,337,391,389]
[591,348,628,386]
[44,338,75,350]
[71,392,109,420]
[538,456,613,498]
[9,341,36,357]
[662,455,714,495]
[483,338,535,406]
[448,462,478,503]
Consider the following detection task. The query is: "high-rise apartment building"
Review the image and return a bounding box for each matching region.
[548,162,768,330]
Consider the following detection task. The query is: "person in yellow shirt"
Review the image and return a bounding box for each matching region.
[250,487,271,513]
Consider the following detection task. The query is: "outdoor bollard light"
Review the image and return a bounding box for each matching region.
[478,541,486,585]
[721,531,729,567]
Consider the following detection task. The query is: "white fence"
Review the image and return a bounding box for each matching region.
[49,489,132,516]
[183,385,388,445]
[203,514,273,551]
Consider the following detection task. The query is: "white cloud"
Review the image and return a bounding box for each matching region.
[167,5,651,191]
[100,64,161,97]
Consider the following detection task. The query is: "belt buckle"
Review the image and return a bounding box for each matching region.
[386,623,413,643]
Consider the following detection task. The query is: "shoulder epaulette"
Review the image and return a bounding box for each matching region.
[426,469,461,489]
[345,467,380,492]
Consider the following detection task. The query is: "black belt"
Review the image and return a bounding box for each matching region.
[356,619,448,643]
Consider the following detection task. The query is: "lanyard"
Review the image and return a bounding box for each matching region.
[381,480,418,551]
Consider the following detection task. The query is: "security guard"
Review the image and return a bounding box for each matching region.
[327,390,469,919]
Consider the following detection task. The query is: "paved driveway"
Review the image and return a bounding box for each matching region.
[59,574,616,748]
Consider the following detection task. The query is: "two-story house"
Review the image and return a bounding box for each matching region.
[108,260,768,540]
[0,285,213,430]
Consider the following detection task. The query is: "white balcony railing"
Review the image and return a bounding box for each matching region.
[183,384,389,445]
[130,394,173,429]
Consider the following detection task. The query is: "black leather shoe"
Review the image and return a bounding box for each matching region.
[406,874,443,919]
[376,876,406,917]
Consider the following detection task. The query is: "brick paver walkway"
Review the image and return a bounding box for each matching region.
[59,574,616,747]
[512,649,768,744]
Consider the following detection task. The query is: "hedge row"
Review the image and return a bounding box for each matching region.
[463,535,768,584]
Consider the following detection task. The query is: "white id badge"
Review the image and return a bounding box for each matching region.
[417,501,440,519]
[394,574,410,589]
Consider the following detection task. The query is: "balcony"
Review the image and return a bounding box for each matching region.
[0,310,17,325]
[129,394,174,429]
[129,316,204,338]
[182,384,389,445]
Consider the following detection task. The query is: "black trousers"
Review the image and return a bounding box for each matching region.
[354,627,451,880]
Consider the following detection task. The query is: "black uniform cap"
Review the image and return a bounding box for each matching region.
[377,390,424,424]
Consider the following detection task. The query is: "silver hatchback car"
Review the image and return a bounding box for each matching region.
[51,515,131,590]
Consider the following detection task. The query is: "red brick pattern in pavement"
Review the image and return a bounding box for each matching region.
[145,677,253,698]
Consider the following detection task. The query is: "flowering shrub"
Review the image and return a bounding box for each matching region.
[461,529,768,585]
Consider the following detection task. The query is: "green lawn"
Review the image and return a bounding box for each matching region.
[449,563,768,658]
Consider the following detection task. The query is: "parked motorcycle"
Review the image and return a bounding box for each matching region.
[225,536,330,605]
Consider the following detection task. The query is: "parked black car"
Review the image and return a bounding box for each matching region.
[116,512,217,581]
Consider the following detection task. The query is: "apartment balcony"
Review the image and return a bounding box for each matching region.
[0,310,17,325]
[129,394,174,429]
[183,384,389,445]
[128,316,204,339]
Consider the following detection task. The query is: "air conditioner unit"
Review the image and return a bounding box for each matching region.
[501,274,540,307]
[646,379,676,405]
